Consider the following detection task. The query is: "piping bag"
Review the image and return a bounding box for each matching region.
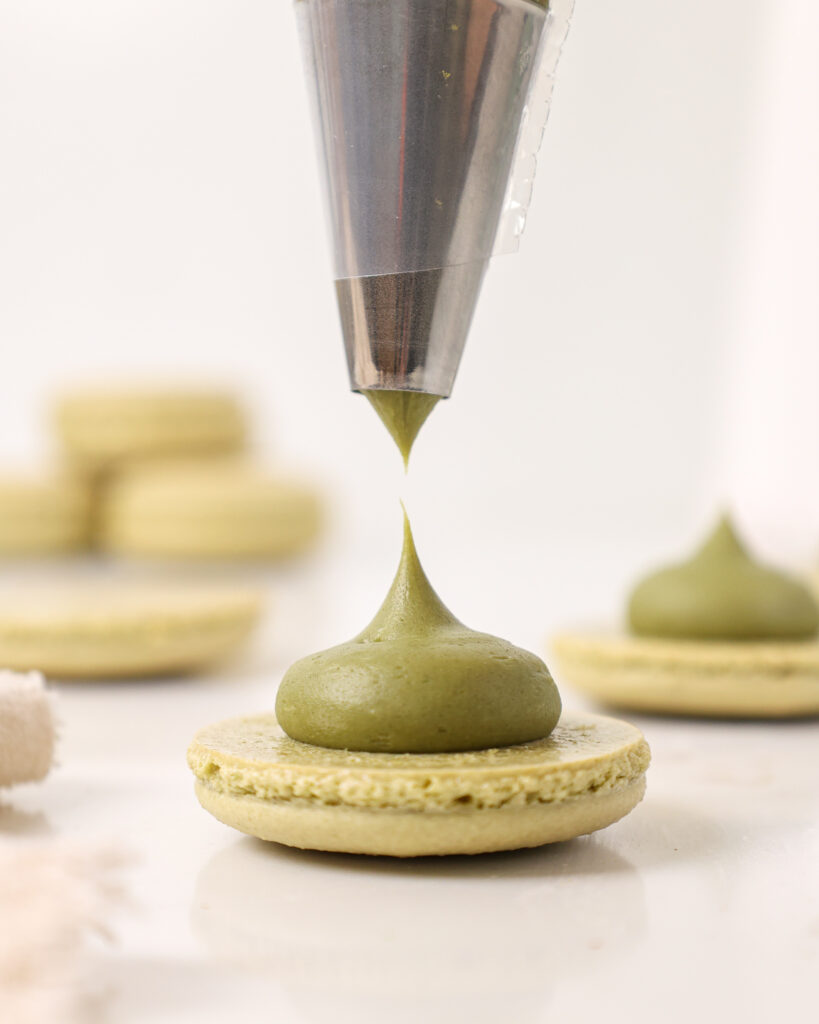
[297,0,574,402]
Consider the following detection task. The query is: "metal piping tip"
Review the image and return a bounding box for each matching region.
[335,262,487,397]
[298,0,560,397]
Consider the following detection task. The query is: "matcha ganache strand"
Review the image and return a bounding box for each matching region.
[628,516,819,641]
[363,390,440,468]
[277,382,561,752]
[276,510,561,753]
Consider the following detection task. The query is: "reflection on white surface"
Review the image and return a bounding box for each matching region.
[3,653,816,1024]
[97,959,282,1024]
[193,836,645,1024]
[1,551,817,1024]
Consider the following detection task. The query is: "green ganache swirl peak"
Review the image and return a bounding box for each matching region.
[276,511,561,753]
[628,515,819,641]
[363,390,440,469]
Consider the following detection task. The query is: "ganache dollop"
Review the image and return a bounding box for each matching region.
[628,516,819,641]
[276,513,561,752]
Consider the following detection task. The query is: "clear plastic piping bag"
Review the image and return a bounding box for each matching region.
[297,0,575,280]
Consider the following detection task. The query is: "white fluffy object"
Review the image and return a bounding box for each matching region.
[0,844,126,1024]
[0,671,55,788]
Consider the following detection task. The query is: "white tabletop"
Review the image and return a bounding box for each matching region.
[2,544,817,1024]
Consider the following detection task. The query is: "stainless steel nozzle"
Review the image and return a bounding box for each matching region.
[297,0,556,396]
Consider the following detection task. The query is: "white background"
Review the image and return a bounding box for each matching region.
[2,0,815,595]
[1,4,817,1023]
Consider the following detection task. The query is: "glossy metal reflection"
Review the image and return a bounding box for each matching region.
[298,0,549,395]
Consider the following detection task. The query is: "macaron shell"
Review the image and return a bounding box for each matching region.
[101,461,322,560]
[552,631,819,718]
[194,777,646,857]
[0,475,92,554]
[0,587,262,679]
[55,388,246,469]
[188,711,650,856]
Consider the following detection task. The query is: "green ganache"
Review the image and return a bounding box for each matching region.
[363,390,440,468]
[276,513,561,753]
[628,516,819,641]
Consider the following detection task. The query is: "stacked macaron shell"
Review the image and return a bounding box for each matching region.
[0,474,91,555]
[52,386,323,562]
[0,385,323,564]
[54,388,246,472]
[100,459,322,561]
[0,384,327,680]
